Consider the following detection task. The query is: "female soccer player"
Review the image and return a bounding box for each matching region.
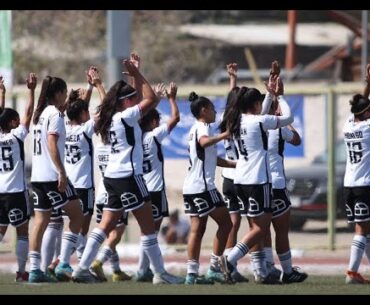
[0,73,36,282]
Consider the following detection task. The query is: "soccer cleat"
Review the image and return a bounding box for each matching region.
[254,272,282,285]
[185,273,214,285]
[48,258,60,272]
[112,270,132,282]
[90,260,107,282]
[135,268,154,282]
[72,267,99,283]
[55,262,73,282]
[267,263,282,282]
[153,271,185,284]
[15,271,29,282]
[231,271,249,283]
[206,267,228,283]
[282,267,308,284]
[345,270,370,284]
[218,255,235,284]
[28,269,58,283]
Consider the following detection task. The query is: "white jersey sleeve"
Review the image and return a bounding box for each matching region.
[11,125,28,141]
[82,119,95,138]
[281,127,294,142]
[261,115,278,131]
[31,106,66,182]
[121,105,142,126]
[152,124,169,143]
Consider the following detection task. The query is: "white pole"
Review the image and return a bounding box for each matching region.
[362,10,368,81]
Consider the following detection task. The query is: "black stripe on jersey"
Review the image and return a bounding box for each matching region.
[121,118,136,175]
[259,123,268,151]
[195,129,207,191]
[14,136,26,190]
[153,136,165,188]
[278,128,285,157]
[83,131,94,187]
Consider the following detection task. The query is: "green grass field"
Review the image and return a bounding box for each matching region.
[1,274,370,295]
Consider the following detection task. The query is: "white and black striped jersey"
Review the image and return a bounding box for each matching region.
[94,141,110,204]
[104,105,143,178]
[183,121,217,194]
[268,127,294,189]
[142,124,169,192]
[0,125,28,193]
[64,119,94,188]
[343,115,370,187]
[234,114,278,185]
[31,105,66,182]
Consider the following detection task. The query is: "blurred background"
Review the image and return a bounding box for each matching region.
[0,10,369,252]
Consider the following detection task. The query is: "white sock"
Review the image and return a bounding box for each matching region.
[348,235,366,272]
[227,242,249,267]
[140,234,165,274]
[16,236,28,273]
[251,251,267,277]
[54,223,63,259]
[59,231,79,264]
[187,259,199,275]
[96,245,113,264]
[79,228,106,270]
[110,251,121,273]
[278,250,292,274]
[29,251,41,271]
[40,222,63,272]
[364,235,370,264]
[138,242,150,273]
[76,233,87,261]
[224,247,233,256]
[210,253,220,271]
[264,247,274,265]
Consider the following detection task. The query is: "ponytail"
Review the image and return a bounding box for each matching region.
[33,76,52,124]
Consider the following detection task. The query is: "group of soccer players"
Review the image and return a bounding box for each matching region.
[1,53,369,286]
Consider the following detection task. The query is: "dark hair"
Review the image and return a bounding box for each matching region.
[225,87,263,137]
[350,94,370,120]
[188,91,212,118]
[33,76,67,124]
[219,86,240,132]
[0,108,19,131]
[95,80,136,144]
[66,90,89,123]
[140,108,160,131]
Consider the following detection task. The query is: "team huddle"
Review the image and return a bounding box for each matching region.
[0,54,369,286]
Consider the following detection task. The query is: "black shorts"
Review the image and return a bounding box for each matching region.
[271,188,291,218]
[183,189,225,218]
[96,203,128,226]
[235,183,272,217]
[223,178,241,214]
[150,189,169,221]
[76,188,95,216]
[104,175,150,212]
[0,191,30,227]
[344,186,370,223]
[31,180,78,212]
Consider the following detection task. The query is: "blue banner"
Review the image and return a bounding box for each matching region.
[157,95,304,159]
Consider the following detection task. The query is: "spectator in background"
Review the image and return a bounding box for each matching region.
[161,210,190,245]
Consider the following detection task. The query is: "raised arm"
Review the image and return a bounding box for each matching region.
[123,59,158,116]
[261,60,280,115]
[227,63,238,90]
[364,63,370,99]
[199,130,230,148]
[275,77,293,128]
[89,67,106,103]
[165,82,180,132]
[22,73,37,129]
[124,53,143,101]
[0,75,5,110]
